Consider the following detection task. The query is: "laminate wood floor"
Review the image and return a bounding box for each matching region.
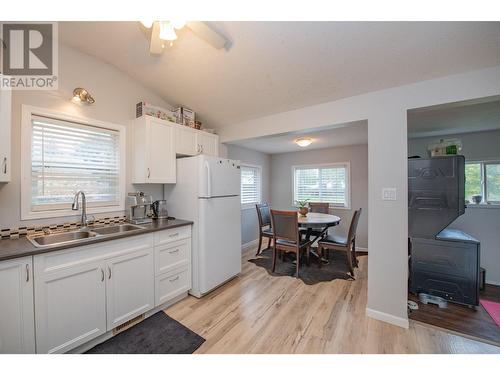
[165,246,500,354]
[409,284,500,347]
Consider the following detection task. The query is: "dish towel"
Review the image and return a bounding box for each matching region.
[480,299,500,327]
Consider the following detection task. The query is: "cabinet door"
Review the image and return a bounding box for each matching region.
[105,247,154,329]
[34,259,106,354]
[148,119,176,183]
[197,133,219,156]
[175,126,198,156]
[0,83,11,182]
[0,257,35,353]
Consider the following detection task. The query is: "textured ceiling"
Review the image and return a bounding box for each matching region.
[230,120,367,154]
[59,21,500,129]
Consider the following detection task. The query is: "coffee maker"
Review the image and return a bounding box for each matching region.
[126,192,153,224]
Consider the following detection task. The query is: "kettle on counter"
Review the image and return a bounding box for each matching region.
[151,200,169,219]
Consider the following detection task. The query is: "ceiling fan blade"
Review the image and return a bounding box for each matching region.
[149,22,163,55]
[187,22,230,50]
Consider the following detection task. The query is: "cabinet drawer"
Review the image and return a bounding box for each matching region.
[155,239,190,275]
[155,267,190,307]
[154,226,191,246]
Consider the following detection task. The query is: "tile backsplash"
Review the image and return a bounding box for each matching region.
[0,216,127,240]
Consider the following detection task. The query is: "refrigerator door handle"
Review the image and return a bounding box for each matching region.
[205,160,212,198]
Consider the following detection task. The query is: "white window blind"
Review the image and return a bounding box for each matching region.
[241,165,261,208]
[293,164,349,208]
[31,115,121,211]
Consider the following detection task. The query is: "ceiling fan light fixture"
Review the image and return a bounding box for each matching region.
[159,21,177,41]
[295,137,313,147]
[171,20,186,30]
[140,20,154,29]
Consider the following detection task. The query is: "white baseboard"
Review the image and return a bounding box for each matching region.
[366,308,409,329]
[241,238,259,251]
[356,246,368,252]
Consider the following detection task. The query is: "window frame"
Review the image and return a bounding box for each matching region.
[466,160,500,206]
[292,162,351,210]
[21,105,127,220]
[240,163,262,210]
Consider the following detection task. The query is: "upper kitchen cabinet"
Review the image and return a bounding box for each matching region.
[175,125,199,156]
[174,124,219,157]
[0,82,11,183]
[197,131,219,156]
[132,116,176,183]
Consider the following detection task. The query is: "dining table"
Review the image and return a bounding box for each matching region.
[297,212,341,262]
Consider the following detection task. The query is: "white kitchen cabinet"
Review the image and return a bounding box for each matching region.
[0,81,11,182]
[197,132,219,156]
[174,125,219,157]
[0,257,35,354]
[34,258,107,354]
[34,234,154,353]
[175,125,198,156]
[105,246,154,329]
[132,116,176,183]
[32,227,190,353]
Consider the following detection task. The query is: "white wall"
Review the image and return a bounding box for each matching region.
[226,144,271,247]
[0,44,172,229]
[409,129,500,285]
[217,66,500,328]
[270,144,368,249]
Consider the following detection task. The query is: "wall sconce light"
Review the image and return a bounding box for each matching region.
[72,88,95,104]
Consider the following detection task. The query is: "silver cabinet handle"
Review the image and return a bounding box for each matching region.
[169,248,179,254]
[101,268,104,282]
[147,168,151,179]
[2,157,6,174]
[108,266,112,279]
[201,145,204,153]
[26,264,29,282]
[169,276,179,282]
[168,232,179,238]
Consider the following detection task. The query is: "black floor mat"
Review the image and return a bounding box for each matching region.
[85,312,205,354]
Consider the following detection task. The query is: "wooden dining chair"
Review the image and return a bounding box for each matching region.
[308,202,331,238]
[317,208,362,278]
[308,202,330,214]
[270,210,312,278]
[255,203,273,255]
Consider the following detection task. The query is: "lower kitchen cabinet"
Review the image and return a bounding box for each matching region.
[0,226,191,353]
[34,259,107,354]
[105,247,154,329]
[33,234,155,353]
[0,257,35,354]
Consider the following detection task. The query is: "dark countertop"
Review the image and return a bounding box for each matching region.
[0,219,193,262]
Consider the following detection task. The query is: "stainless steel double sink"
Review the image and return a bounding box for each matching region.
[27,224,145,248]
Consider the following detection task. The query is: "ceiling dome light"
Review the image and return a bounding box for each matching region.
[159,21,177,41]
[295,137,313,147]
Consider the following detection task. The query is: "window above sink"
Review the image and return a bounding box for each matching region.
[20,105,127,220]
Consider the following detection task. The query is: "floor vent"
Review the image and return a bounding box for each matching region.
[113,314,145,335]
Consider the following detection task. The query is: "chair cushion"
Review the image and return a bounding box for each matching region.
[262,228,273,237]
[319,234,348,246]
[276,238,311,248]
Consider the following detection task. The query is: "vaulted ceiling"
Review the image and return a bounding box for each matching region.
[59,22,500,129]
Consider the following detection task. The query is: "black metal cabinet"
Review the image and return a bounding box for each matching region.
[410,229,480,306]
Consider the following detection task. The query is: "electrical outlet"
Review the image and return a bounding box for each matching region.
[382,188,397,201]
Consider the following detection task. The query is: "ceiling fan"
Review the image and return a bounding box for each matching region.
[140,21,231,55]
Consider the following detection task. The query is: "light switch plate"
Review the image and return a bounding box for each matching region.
[382,188,397,201]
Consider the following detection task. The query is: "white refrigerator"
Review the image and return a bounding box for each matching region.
[165,155,242,298]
